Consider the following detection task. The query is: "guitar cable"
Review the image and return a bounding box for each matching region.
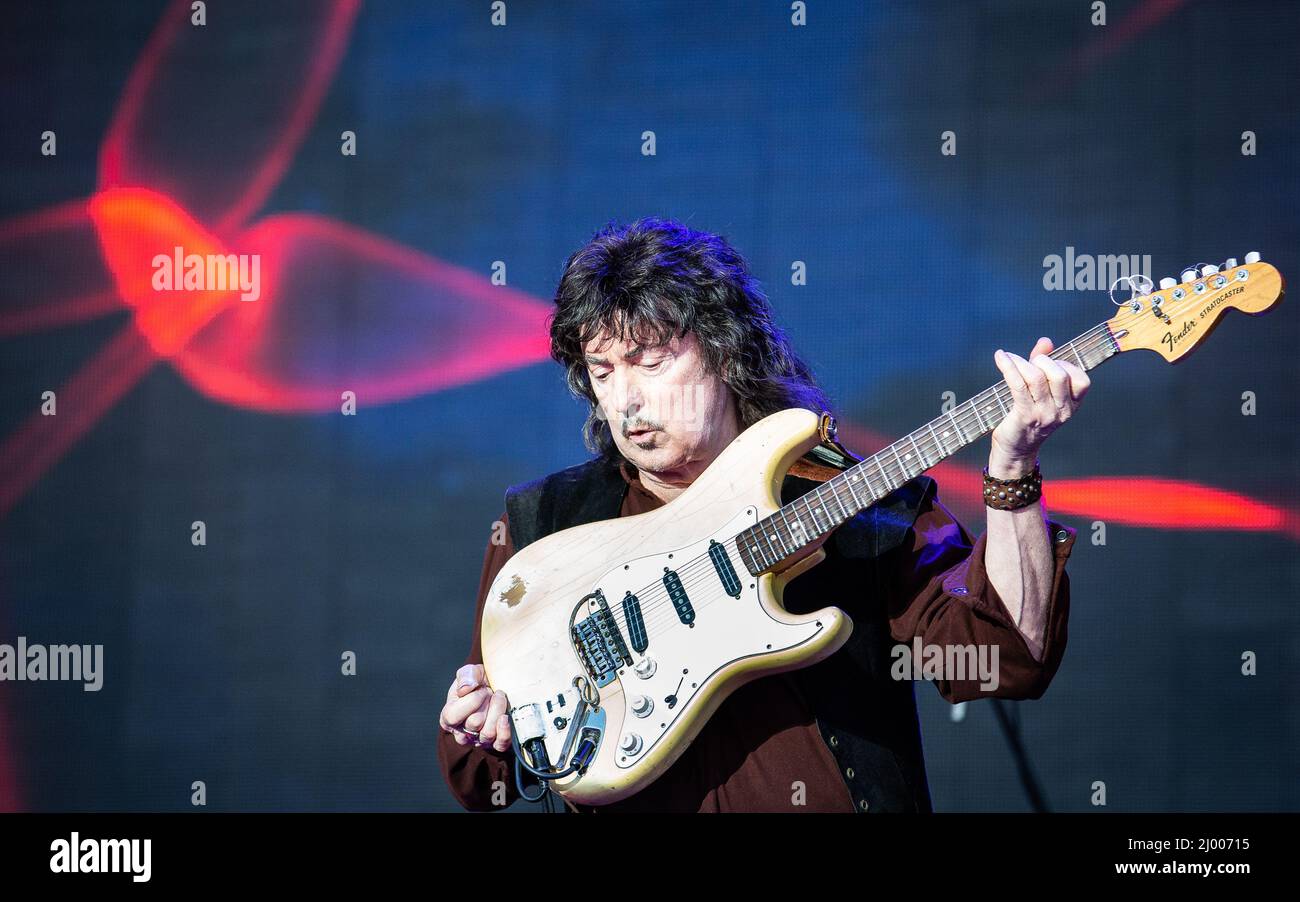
[509,709,579,812]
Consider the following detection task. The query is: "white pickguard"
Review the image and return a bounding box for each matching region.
[585,508,828,768]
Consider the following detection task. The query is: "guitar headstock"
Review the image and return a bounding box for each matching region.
[1106,253,1284,362]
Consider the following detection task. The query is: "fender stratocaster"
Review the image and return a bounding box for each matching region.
[480,254,1283,805]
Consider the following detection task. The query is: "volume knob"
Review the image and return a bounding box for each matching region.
[620,732,643,755]
[633,657,657,679]
[630,694,654,718]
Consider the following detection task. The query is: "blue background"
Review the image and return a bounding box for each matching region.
[0,0,1296,811]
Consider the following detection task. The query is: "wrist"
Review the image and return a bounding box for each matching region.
[987,451,1038,480]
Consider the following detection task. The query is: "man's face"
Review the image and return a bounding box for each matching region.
[583,328,738,478]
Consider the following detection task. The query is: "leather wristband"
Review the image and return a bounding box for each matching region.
[983,460,1042,510]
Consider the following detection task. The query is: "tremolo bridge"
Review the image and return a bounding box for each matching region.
[571,588,633,688]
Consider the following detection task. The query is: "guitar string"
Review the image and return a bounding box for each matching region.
[571,322,1118,643]
[492,321,1117,647]
[602,322,1119,642]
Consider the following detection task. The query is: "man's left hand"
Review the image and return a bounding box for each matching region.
[989,336,1090,478]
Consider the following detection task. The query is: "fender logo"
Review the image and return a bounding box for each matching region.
[1162,320,1196,352]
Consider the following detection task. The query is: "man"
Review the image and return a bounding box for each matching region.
[437,217,1087,812]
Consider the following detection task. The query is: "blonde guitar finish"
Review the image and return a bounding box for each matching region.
[480,408,849,805]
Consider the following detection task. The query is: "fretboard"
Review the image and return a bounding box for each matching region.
[735,321,1121,575]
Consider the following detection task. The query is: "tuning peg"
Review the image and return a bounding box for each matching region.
[1244,251,1261,264]
[1223,257,1238,269]
[1200,265,1219,276]
[1180,268,1198,282]
[1158,277,1177,289]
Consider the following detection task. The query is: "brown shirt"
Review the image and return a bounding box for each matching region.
[438,462,1076,812]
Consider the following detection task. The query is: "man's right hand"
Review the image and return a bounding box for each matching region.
[439,663,512,752]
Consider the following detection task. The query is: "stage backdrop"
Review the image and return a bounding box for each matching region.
[0,0,1296,812]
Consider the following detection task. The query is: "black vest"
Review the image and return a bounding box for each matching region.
[505,455,939,813]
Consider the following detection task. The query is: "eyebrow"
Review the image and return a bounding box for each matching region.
[584,344,649,366]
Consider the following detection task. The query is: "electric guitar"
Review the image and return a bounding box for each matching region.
[480,253,1284,805]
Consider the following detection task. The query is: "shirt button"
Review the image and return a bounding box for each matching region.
[846,767,855,779]
[1055,529,1069,543]
[828,735,839,748]
[859,799,870,811]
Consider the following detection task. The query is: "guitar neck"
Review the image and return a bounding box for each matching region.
[736,320,1122,575]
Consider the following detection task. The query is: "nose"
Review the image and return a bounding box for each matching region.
[610,366,644,424]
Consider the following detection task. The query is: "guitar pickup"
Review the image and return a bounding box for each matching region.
[663,569,694,625]
[709,539,742,598]
[622,591,648,653]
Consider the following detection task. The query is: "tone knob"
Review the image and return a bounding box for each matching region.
[632,657,657,679]
[619,732,643,755]
[630,694,654,718]
[1200,265,1219,276]
[1158,277,1177,290]
[1244,251,1261,264]
[1180,269,1198,282]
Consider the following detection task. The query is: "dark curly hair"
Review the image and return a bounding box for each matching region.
[549,217,833,459]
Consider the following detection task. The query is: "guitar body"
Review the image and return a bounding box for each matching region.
[479,408,853,806]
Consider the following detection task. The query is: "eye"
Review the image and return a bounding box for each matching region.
[591,369,611,383]
[641,359,666,372]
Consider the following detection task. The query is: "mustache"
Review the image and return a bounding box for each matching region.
[622,419,664,437]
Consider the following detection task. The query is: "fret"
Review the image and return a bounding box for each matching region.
[810,485,828,529]
[820,483,848,524]
[806,496,825,534]
[817,485,838,523]
[844,469,864,509]
[795,493,816,538]
[969,399,987,433]
[993,388,1010,418]
[949,411,969,444]
[1072,343,1085,369]
[783,503,809,544]
[941,420,960,452]
[829,483,850,521]
[907,433,927,471]
[773,507,796,555]
[927,421,946,458]
[978,392,1001,427]
[861,466,882,498]
[874,455,890,490]
[756,523,778,567]
[889,443,909,480]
